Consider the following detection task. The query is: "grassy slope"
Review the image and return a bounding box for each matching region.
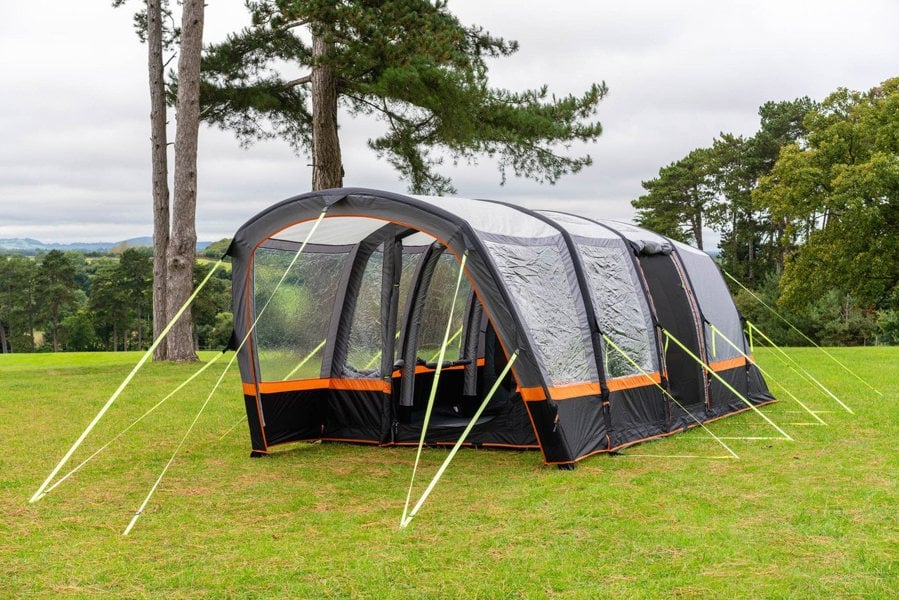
[0,348,895,598]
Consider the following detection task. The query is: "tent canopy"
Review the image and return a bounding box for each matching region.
[228,188,774,466]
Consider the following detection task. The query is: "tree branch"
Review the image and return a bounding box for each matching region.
[283,74,312,88]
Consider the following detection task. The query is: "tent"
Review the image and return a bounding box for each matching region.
[227,188,774,467]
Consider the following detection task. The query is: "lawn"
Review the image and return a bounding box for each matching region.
[0,347,896,598]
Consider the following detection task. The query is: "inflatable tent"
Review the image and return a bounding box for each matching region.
[227,188,774,466]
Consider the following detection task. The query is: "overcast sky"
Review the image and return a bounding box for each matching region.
[1,0,897,244]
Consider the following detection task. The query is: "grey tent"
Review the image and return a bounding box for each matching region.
[227,188,774,467]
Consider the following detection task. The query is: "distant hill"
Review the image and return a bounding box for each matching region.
[0,237,211,254]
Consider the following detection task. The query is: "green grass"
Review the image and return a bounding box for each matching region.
[0,347,896,598]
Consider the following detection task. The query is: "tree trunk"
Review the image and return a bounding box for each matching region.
[51,306,60,352]
[27,285,35,352]
[692,203,704,251]
[311,31,344,190]
[0,320,8,354]
[148,0,170,361]
[136,303,143,348]
[166,0,204,362]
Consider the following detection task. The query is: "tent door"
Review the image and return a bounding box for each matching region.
[637,253,707,415]
[393,243,494,433]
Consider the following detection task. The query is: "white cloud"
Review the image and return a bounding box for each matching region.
[1,0,897,243]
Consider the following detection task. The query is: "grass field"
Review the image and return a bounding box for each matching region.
[0,347,896,598]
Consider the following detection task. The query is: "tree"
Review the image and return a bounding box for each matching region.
[191,261,232,349]
[118,248,153,347]
[61,310,99,352]
[707,133,760,281]
[36,251,80,352]
[112,0,178,361]
[147,0,173,361]
[165,0,205,361]
[754,78,899,313]
[114,0,203,361]
[632,147,717,249]
[633,97,814,281]
[199,0,606,193]
[0,256,38,353]
[95,265,131,350]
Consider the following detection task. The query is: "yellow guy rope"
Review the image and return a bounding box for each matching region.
[746,321,854,415]
[602,335,738,460]
[29,259,225,504]
[400,352,519,529]
[722,268,881,397]
[39,351,227,499]
[401,252,468,527]
[709,325,826,426]
[661,328,793,441]
[124,352,236,535]
[124,208,330,535]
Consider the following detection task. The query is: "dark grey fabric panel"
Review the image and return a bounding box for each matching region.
[605,385,669,449]
[671,241,744,361]
[638,253,708,411]
[553,395,608,459]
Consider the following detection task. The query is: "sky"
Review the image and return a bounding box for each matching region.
[1,0,897,244]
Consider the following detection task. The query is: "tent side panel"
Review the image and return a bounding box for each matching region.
[258,390,326,446]
[747,362,775,404]
[706,360,774,417]
[321,389,389,443]
[523,399,574,464]
[707,364,750,417]
[552,394,608,459]
[480,236,597,388]
[243,393,267,452]
[637,254,707,424]
[606,385,669,448]
[671,243,745,362]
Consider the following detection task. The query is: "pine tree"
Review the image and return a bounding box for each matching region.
[199,0,607,193]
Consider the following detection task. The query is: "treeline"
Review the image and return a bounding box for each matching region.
[633,77,899,346]
[0,246,232,353]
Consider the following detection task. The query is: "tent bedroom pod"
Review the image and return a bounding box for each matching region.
[227,188,774,466]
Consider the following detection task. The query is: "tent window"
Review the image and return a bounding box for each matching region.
[483,239,592,386]
[395,248,427,364]
[416,251,471,363]
[344,249,384,375]
[577,244,655,377]
[253,247,348,380]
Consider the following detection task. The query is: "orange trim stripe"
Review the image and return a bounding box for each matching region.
[522,372,664,400]
[548,382,601,400]
[250,377,390,395]
[249,372,664,399]
[521,382,601,401]
[331,378,391,392]
[709,356,750,371]
[606,372,662,392]
[520,386,547,401]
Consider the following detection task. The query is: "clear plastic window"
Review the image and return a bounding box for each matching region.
[253,248,348,381]
[417,251,471,363]
[484,239,593,386]
[578,244,655,377]
[395,249,426,364]
[344,250,384,376]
